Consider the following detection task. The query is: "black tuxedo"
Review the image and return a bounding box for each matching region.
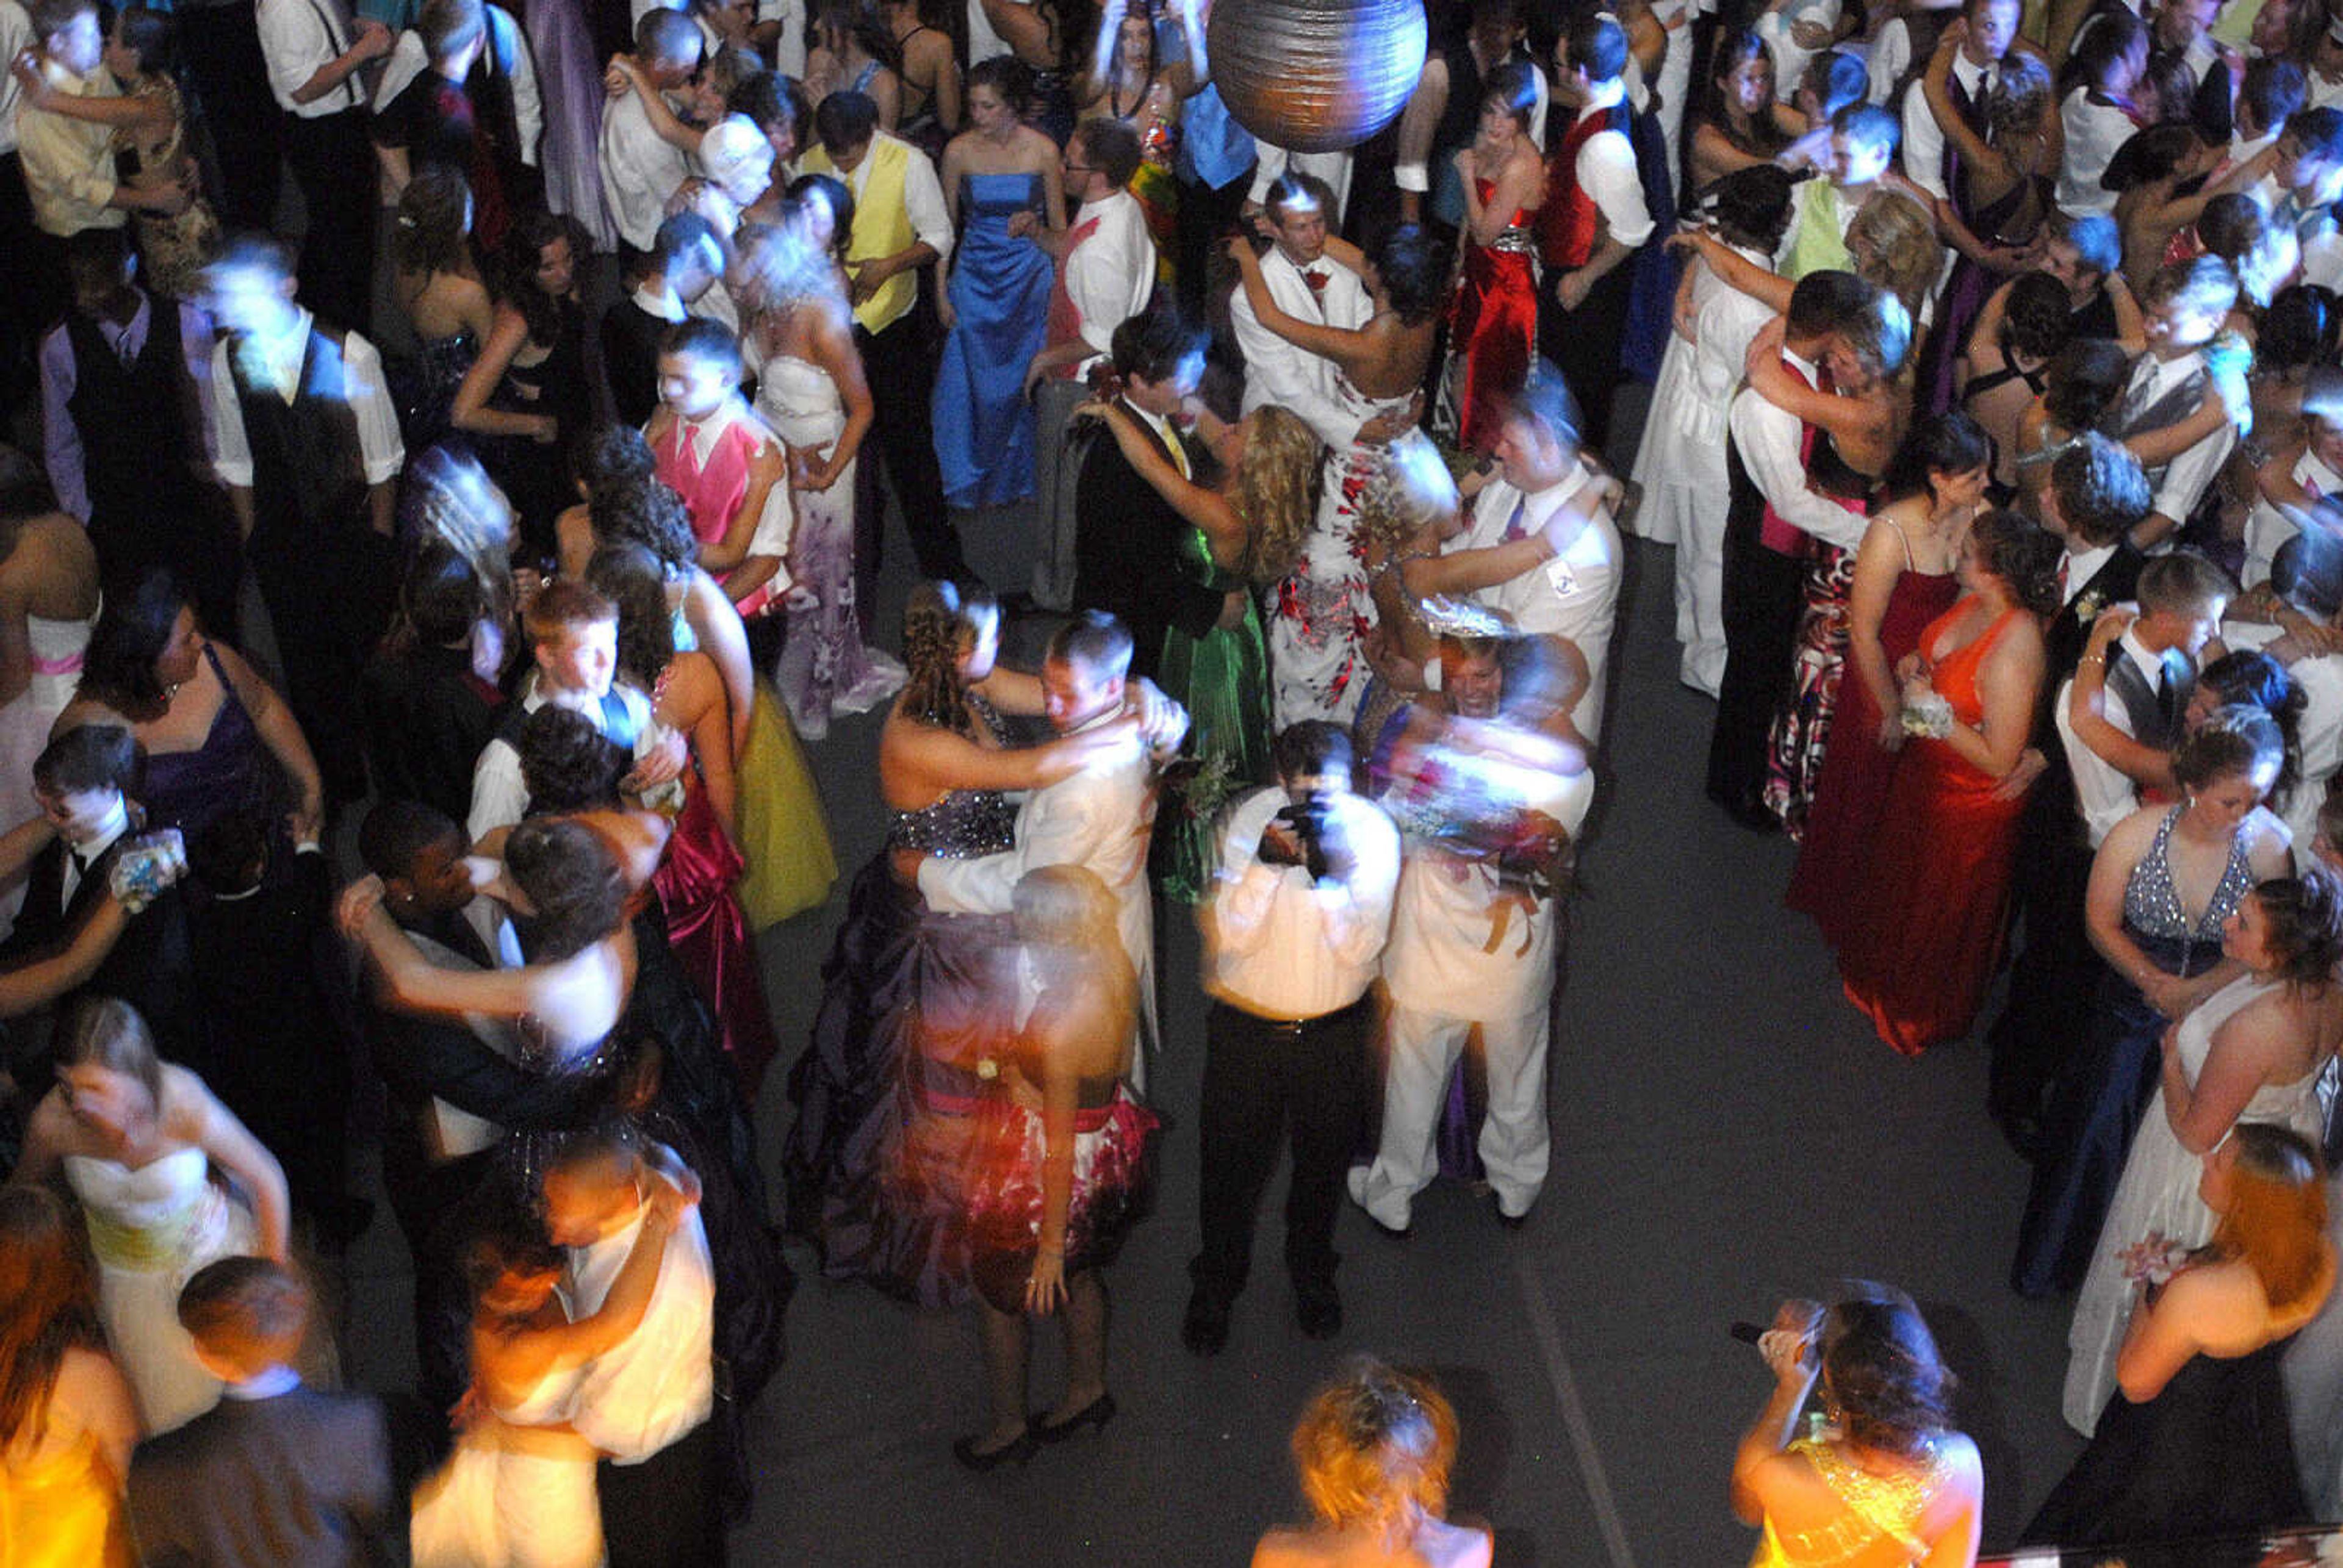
[360,640,506,827]
[0,831,196,1090]
[599,296,671,429]
[1705,431,1807,824]
[1987,544,2149,1156]
[126,1387,401,1567]
[1069,401,1225,682]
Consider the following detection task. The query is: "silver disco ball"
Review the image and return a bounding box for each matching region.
[1206,0,1430,154]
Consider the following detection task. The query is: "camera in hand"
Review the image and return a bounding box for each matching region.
[1269,794,1336,881]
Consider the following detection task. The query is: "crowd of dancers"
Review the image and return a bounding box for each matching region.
[3,0,2343,1558]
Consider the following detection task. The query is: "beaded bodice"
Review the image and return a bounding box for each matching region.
[885,696,1018,856]
[2123,805,2256,948]
[1752,1436,1948,1566]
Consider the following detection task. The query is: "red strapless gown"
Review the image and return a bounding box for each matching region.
[1447,178,1538,455]
[654,772,782,1099]
[1785,561,1960,944]
[1837,602,2035,1056]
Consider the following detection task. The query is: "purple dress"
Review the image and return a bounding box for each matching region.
[141,644,279,844]
[523,0,614,250]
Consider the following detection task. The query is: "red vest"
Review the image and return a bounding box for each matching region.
[1537,101,1629,270]
[1043,209,1106,379]
[652,407,761,548]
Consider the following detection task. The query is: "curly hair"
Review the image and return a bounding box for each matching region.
[2249,868,2343,988]
[573,422,660,494]
[585,542,678,688]
[1821,1296,1957,1456]
[516,706,625,816]
[2215,1123,2330,1311]
[503,816,628,958]
[1239,406,1326,587]
[0,1188,103,1453]
[1968,508,2064,617]
[393,166,475,277]
[898,580,998,736]
[1985,51,2052,142]
[1289,1358,1460,1532]
[588,471,699,575]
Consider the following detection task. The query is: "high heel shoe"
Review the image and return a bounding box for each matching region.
[952,1424,1038,1472]
[1031,1392,1116,1443]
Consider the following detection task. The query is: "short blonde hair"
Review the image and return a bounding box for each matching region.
[1290,1358,1460,1530]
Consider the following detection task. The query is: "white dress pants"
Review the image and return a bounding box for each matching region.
[1350,996,1552,1226]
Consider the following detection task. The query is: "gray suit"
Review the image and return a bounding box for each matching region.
[128,1387,402,1567]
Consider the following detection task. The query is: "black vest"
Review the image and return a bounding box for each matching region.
[226,322,369,554]
[62,298,201,527]
[2106,644,2193,753]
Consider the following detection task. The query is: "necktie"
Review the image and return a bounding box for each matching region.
[2056,555,2071,603]
[1500,497,1530,542]
[62,845,89,905]
[2156,655,2179,730]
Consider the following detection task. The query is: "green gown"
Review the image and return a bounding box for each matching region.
[1154,526,1272,903]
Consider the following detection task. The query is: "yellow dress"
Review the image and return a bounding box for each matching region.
[1751,1437,1948,1567]
[1,1425,133,1568]
[735,685,840,928]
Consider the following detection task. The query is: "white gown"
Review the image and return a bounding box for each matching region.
[752,353,904,739]
[1267,378,1422,732]
[0,611,94,934]
[2064,974,2331,1434]
[409,1362,601,1568]
[63,1147,252,1434]
[1629,243,1777,696]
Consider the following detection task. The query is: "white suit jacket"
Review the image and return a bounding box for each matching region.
[1229,248,1374,449]
[917,726,1158,1054]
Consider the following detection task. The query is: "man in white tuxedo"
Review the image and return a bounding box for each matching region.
[1229,172,1377,449]
[905,613,1169,1063]
[1402,368,1622,741]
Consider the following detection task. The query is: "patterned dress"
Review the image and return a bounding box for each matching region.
[1762,438,1876,836]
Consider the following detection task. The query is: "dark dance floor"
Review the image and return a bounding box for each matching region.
[340,462,2095,1566]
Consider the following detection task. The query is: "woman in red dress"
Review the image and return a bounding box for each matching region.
[1441,62,1544,455]
[1787,414,1989,942]
[1840,509,2062,1055]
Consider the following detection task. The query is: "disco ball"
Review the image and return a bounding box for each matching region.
[1206,0,1430,154]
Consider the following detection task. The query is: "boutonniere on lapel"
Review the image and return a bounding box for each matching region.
[1301,266,1330,295]
[2074,588,2106,627]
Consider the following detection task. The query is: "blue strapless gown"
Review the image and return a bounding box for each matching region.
[932,171,1053,508]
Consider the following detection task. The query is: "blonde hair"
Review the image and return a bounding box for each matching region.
[1849,193,1940,332]
[1290,1358,1460,1534]
[1240,406,1328,587]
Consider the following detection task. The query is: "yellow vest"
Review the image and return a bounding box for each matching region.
[805,133,918,334]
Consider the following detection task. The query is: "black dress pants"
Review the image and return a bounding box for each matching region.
[0,153,45,430]
[1190,995,1369,1299]
[281,107,374,333]
[175,1,284,232]
[853,313,971,589]
[1706,505,1805,819]
[599,1418,725,1567]
[1538,257,1637,461]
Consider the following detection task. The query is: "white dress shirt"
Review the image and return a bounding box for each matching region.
[18,58,124,236]
[1754,0,1841,105]
[257,0,365,116]
[2058,88,2136,217]
[1868,18,1912,105]
[2062,541,2120,605]
[374,4,543,165]
[1726,350,1872,553]
[1899,49,1991,201]
[1228,246,1373,448]
[1569,80,1654,250]
[204,312,405,490]
[466,676,655,841]
[2120,347,2239,526]
[1452,464,1625,736]
[918,717,1157,1051]
[2053,625,2166,847]
[39,293,216,522]
[564,1205,716,1464]
[756,0,806,76]
[59,797,131,907]
[1060,188,1156,376]
[599,88,694,253]
[965,0,1030,64]
[1202,785,1400,1020]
